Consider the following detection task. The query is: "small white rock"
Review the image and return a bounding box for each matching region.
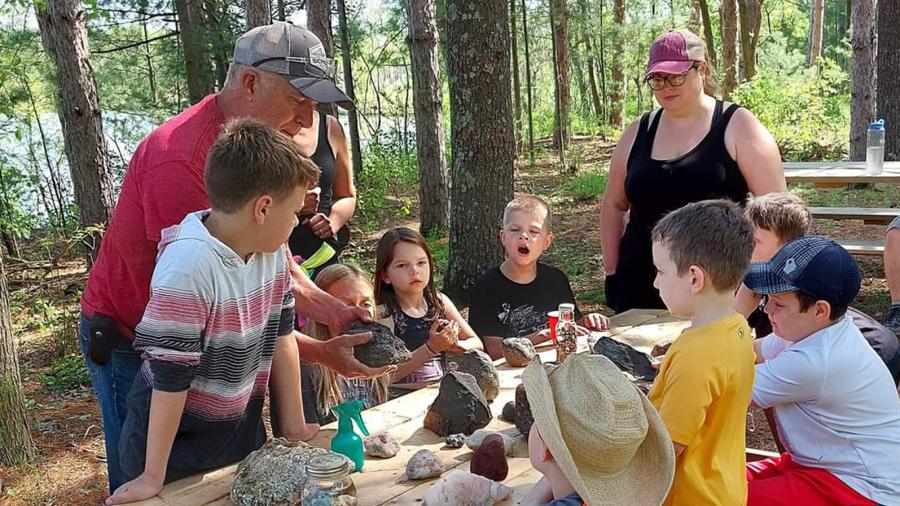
[405,449,445,480]
[364,431,401,458]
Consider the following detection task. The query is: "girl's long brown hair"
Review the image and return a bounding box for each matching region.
[374,227,444,320]
[305,264,389,414]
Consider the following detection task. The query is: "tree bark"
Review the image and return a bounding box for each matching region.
[877,0,900,160]
[739,0,761,80]
[697,0,717,67]
[307,0,337,118]
[36,0,115,263]
[521,0,534,153]
[609,0,626,128]
[276,0,286,21]
[550,0,571,149]
[336,0,363,173]
[587,38,603,123]
[0,254,36,466]
[688,0,702,35]
[807,0,825,67]
[174,0,215,104]
[444,0,515,303]
[510,0,523,152]
[850,0,877,161]
[720,0,738,99]
[246,0,271,28]
[408,0,450,236]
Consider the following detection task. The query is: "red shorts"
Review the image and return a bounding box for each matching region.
[746,453,876,506]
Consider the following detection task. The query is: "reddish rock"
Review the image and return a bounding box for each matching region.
[514,383,534,437]
[470,434,508,481]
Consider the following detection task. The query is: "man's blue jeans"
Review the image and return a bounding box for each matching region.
[78,313,142,494]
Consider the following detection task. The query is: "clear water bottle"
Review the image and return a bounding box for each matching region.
[866,119,885,176]
[555,303,577,363]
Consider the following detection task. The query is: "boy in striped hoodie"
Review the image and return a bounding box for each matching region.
[108,119,321,504]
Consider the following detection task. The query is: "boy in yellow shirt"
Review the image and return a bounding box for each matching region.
[647,199,756,505]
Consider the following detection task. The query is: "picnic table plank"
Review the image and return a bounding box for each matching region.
[838,239,885,256]
[809,207,900,225]
[783,161,900,185]
[132,309,686,506]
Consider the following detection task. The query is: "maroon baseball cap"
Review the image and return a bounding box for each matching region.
[646,30,706,77]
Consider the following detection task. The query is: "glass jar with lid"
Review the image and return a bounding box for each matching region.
[301,453,358,506]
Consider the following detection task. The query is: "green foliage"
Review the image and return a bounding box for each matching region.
[559,169,608,201]
[41,354,91,393]
[354,139,419,229]
[732,59,850,161]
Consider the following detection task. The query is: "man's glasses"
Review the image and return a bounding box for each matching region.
[645,62,700,91]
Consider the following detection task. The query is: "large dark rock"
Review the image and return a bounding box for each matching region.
[501,401,516,423]
[592,336,658,381]
[501,338,536,367]
[514,383,534,437]
[470,434,508,481]
[347,321,412,368]
[444,349,500,401]
[423,371,491,437]
[229,438,328,506]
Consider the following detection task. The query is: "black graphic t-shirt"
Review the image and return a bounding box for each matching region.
[468,263,582,340]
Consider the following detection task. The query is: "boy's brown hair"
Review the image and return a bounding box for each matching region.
[503,195,552,230]
[652,199,754,292]
[205,118,319,213]
[744,192,811,243]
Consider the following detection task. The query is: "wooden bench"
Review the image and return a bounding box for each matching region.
[838,240,885,256]
[809,207,900,225]
[784,161,900,187]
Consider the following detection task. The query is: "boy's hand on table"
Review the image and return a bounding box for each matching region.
[527,328,553,346]
[105,473,164,505]
[579,313,610,331]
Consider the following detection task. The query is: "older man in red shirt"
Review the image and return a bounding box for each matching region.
[80,23,383,493]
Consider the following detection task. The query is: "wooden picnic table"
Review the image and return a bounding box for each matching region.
[131,309,690,506]
[784,161,900,187]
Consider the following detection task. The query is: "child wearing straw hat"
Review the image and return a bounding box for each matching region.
[647,199,756,505]
[520,354,675,506]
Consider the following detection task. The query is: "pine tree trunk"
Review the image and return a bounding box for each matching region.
[522,0,534,153]
[0,254,36,466]
[850,0,877,161]
[276,0,286,20]
[697,0,717,67]
[336,0,363,173]
[510,0,523,152]
[609,0,626,128]
[739,0,761,80]
[408,0,449,237]
[444,0,515,303]
[720,0,738,99]
[587,38,603,123]
[807,0,825,67]
[246,0,271,28]
[307,0,337,118]
[688,0,702,35]
[174,0,215,104]
[36,0,115,263]
[550,0,571,148]
[877,0,900,160]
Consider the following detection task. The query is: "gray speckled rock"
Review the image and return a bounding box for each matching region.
[406,449,445,480]
[423,371,492,437]
[364,431,401,458]
[347,321,412,368]
[444,349,500,401]
[501,338,536,367]
[229,437,329,506]
[445,433,466,448]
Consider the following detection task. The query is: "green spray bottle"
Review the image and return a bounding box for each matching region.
[330,400,370,472]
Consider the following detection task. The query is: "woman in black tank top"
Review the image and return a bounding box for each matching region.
[289,111,357,271]
[600,29,784,313]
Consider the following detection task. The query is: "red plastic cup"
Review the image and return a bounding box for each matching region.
[547,310,559,344]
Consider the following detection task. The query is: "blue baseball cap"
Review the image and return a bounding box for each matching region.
[743,236,861,307]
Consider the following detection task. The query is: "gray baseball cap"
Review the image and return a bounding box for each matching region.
[233,22,354,110]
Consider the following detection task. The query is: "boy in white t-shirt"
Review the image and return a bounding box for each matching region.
[744,236,900,506]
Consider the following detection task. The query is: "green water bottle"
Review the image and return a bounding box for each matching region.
[330,400,370,472]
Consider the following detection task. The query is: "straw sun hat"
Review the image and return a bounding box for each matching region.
[522,354,675,505]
